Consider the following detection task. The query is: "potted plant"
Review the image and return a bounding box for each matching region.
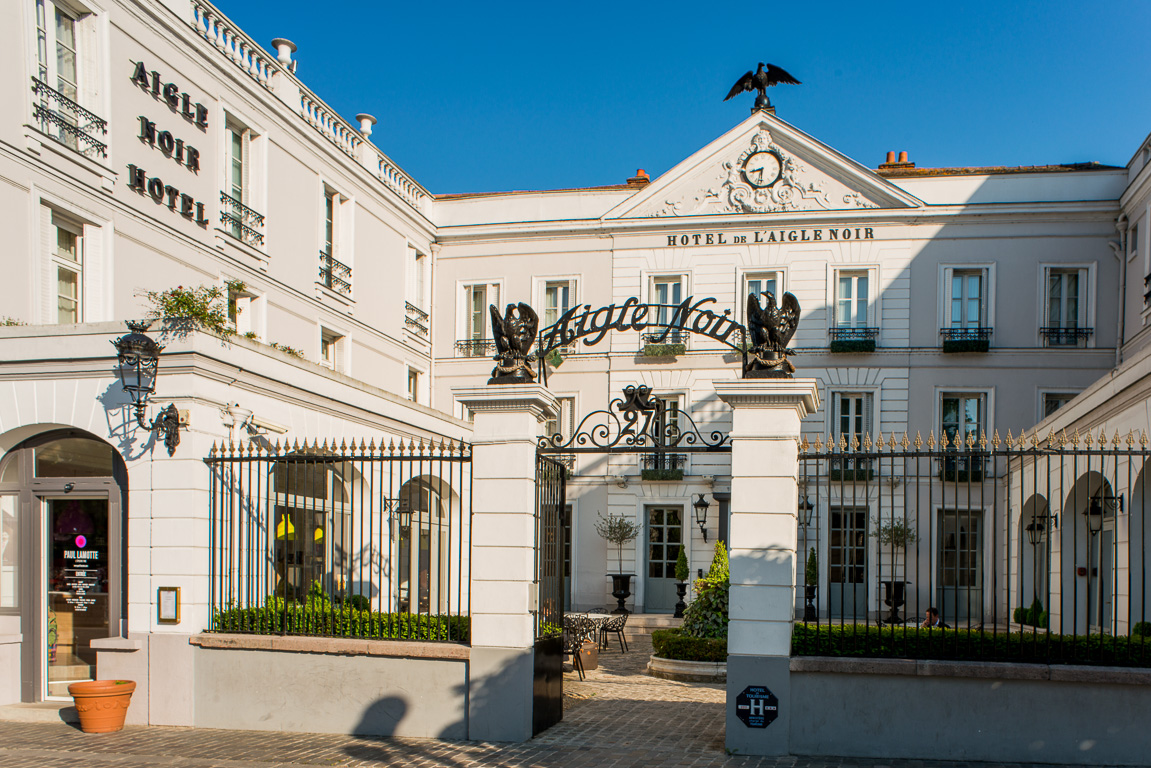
[594,512,641,614]
[673,545,690,618]
[872,516,917,623]
[69,679,136,733]
[803,547,818,621]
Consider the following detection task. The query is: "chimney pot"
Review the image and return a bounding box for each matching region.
[885,151,896,164]
[898,150,909,163]
[355,113,377,138]
[271,38,297,68]
[626,169,651,188]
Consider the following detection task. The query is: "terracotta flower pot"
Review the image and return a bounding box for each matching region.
[68,680,136,733]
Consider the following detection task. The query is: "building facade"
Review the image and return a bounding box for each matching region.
[0,0,1146,730]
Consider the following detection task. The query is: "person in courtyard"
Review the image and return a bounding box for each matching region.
[921,607,948,628]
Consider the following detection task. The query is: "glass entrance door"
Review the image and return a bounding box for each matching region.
[829,507,868,619]
[645,506,682,613]
[46,497,109,698]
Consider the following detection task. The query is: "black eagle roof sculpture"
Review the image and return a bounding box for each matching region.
[724,62,801,111]
[744,290,800,378]
[488,302,539,384]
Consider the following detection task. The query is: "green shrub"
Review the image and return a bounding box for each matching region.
[641,468,684,481]
[682,540,729,639]
[141,282,242,337]
[805,547,818,586]
[213,603,469,642]
[642,343,686,357]
[792,623,1151,666]
[651,628,726,662]
[1133,622,1151,637]
[1013,598,1048,628]
[675,545,689,582]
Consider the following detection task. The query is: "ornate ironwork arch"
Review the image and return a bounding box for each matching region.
[537,384,730,454]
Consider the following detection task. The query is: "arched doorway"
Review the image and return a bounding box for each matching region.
[0,429,127,701]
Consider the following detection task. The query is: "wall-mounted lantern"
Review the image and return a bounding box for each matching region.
[112,320,180,456]
[693,493,710,541]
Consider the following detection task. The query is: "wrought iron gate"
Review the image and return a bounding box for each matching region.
[533,453,566,735]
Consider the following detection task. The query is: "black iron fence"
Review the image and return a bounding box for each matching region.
[796,430,1151,666]
[206,438,472,643]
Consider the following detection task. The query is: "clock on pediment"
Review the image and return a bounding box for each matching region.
[740,150,783,189]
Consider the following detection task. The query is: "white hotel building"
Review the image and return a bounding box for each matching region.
[0,0,1147,730]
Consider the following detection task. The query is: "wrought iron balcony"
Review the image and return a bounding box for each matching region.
[31,78,107,158]
[220,192,265,247]
[455,338,497,357]
[1039,326,1092,346]
[641,452,686,481]
[940,326,992,353]
[829,326,879,353]
[1144,274,1151,307]
[640,330,686,356]
[404,302,428,336]
[319,250,352,295]
[937,455,988,482]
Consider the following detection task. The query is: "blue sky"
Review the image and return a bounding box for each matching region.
[222,0,1151,194]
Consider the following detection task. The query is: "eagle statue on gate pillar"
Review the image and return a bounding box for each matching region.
[744,291,800,378]
[488,302,539,384]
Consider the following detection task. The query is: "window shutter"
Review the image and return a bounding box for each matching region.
[83,223,100,321]
[241,129,252,208]
[40,204,54,323]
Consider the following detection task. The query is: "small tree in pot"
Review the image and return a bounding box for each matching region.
[803,547,818,621]
[595,512,642,614]
[673,545,690,618]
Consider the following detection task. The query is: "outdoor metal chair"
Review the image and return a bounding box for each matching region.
[561,628,585,680]
[599,611,629,652]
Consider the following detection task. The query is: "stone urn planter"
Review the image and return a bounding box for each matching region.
[609,573,634,614]
[69,680,136,733]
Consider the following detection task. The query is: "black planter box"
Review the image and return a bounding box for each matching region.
[829,339,876,353]
[942,339,990,353]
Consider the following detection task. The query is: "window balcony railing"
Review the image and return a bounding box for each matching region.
[220,192,265,247]
[31,77,107,158]
[829,326,879,353]
[936,455,989,482]
[455,339,497,357]
[640,330,687,356]
[940,326,992,353]
[319,250,352,295]
[1039,326,1092,346]
[404,302,429,336]
[1144,274,1151,308]
[641,452,686,481]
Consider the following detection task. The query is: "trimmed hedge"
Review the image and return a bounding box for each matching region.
[213,604,469,642]
[792,623,1151,667]
[651,628,727,662]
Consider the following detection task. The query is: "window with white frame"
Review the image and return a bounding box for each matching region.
[941,391,988,478]
[650,276,685,344]
[458,283,499,356]
[835,270,870,328]
[226,281,258,337]
[644,394,684,473]
[1042,267,1089,347]
[406,368,420,403]
[404,247,429,338]
[946,269,987,329]
[1041,392,1078,420]
[319,328,345,372]
[941,392,986,445]
[543,397,576,475]
[33,0,106,158]
[831,392,872,474]
[220,116,265,247]
[542,280,576,328]
[51,212,82,324]
[318,186,352,296]
[742,270,783,322]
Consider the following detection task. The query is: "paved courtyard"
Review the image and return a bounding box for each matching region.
[0,631,1111,768]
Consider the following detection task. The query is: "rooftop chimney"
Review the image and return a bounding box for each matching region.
[271,38,297,72]
[878,149,915,172]
[627,169,651,188]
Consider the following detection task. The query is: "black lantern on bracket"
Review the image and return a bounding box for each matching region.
[1025,520,1045,546]
[799,494,815,527]
[112,320,180,456]
[1085,498,1105,535]
[693,493,710,542]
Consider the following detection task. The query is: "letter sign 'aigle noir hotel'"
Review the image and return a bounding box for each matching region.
[126,61,210,227]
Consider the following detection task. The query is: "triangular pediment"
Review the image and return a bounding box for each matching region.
[605,111,924,220]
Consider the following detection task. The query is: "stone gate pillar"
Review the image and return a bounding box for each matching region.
[714,379,820,757]
[453,384,557,742]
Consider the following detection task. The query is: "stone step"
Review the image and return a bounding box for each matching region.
[0,701,79,724]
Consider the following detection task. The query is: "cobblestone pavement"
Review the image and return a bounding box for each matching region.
[0,631,1106,768]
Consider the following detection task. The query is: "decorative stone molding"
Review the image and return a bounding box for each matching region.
[453,384,558,424]
[655,128,880,217]
[713,379,821,417]
[648,655,726,682]
[190,632,469,661]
